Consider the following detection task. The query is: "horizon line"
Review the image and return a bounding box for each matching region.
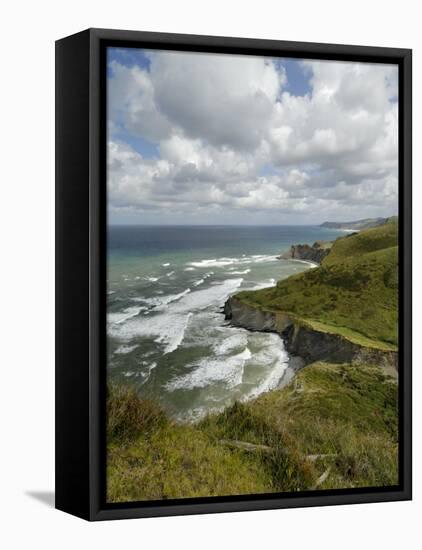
[107,218,396,228]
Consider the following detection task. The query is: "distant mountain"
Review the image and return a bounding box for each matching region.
[320,216,397,231]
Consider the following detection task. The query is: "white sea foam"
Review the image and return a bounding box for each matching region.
[184,267,195,271]
[156,313,193,354]
[213,331,248,355]
[226,269,251,275]
[108,279,243,354]
[114,344,139,355]
[188,258,236,268]
[246,278,276,291]
[148,288,191,306]
[243,334,289,400]
[107,306,147,325]
[192,271,213,287]
[251,254,279,263]
[132,288,191,308]
[162,263,171,266]
[144,276,159,282]
[171,278,243,312]
[109,311,192,353]
[139,361,157,383]
[166,348,251,391]
[290,259,318,268]
[188,254,278,269]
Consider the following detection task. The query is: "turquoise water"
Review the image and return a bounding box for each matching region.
[107,225,343,421]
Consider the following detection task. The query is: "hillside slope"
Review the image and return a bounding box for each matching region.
[233,221,398,350]
[107,362,398,502]
[107,221,400,503]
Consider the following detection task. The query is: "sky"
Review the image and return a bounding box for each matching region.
[107,47,398,225]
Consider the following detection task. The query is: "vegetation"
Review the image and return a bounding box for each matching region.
[107,221,399,502]
[322,221,398,266]
[107,384,272,502]
[107,361,398,502]
[235,221,398,349]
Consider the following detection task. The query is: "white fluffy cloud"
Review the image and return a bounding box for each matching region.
[107,50,398,224]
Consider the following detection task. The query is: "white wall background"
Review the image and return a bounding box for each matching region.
[0,1,419,547]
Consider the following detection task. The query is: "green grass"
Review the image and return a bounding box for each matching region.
[316,240,333,250]
[107,362,398,502]
[299,319,396,351]
[235,222,399,348]
[322,221,398,266]
[107,221,399,502]
[107,384,272,502]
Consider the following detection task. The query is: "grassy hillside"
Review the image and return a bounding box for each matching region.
[107,221,399,503]
[322,221,398,266]
[107,362,398,502]
[234,222,398,349]
[107,385,272,502]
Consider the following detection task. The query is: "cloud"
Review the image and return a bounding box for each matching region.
[149,50,285,151]
[107,49,398,224]
[108,61,172,142]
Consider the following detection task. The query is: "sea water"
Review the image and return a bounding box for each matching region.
[107,225,343,421]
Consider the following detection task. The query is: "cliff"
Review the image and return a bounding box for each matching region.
[224,296,398,376]
[279,240,332,264]
[225,221,399,375]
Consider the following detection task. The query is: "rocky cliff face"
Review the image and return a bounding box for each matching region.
[224,296,398,376]
[279,241,332,264]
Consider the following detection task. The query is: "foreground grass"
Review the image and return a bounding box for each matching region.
[107,385,271,502]
[107,362,398,502]
[235,222,399,348]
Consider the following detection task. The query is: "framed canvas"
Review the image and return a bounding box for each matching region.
[55,28,412,521]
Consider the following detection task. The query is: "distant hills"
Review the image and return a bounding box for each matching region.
[320,216,397,231]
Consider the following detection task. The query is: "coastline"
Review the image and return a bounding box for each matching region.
[108,220,398,422]
[108,225,348,421]
[222,219,399,382]
[107,220,399,501]
[223,295,398,378]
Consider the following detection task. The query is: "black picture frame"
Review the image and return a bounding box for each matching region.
[55,28,412,521]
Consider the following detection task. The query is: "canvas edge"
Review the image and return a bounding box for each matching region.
[55,28,412,522]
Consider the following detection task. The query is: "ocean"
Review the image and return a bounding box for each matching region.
[107,225,344,422]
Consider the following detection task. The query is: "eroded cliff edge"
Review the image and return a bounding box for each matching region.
[278,240,333,264]
[224,220,399,377]
[224,296,398,376]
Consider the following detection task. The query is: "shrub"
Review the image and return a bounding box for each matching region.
[107,384,167,442]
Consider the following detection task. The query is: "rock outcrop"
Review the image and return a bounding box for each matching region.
[224,296,398,376]
[278,241,332,264]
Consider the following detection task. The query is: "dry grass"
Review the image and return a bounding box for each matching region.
[107,362,398,502]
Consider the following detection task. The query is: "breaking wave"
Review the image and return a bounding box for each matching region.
[108,278,244,355]
[187,254,278,269]
[166,348,252,391]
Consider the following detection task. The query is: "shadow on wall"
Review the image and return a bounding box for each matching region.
[26,491,55,508]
